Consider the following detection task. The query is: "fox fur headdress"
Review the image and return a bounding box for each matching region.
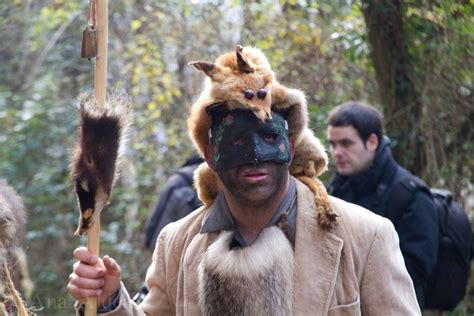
[188,45,337,229]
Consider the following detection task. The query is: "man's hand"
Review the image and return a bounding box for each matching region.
[67,247,122,307]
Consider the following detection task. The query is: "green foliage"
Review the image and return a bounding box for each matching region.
[400,0,474,195]
[0,1,471,314]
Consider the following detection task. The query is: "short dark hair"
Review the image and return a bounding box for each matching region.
[328,101,383,144]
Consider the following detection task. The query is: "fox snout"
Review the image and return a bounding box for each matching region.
[253,108,272,123]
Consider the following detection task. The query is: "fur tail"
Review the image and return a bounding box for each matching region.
[295,176,338,230]
[70,91,131,236]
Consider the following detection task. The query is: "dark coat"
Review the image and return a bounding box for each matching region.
[328,137,439,309]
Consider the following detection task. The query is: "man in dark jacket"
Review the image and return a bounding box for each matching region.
[326,101,439,310]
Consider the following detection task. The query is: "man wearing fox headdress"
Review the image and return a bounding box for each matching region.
[68,46,420,315]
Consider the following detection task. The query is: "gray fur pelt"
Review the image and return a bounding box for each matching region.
[197,226,294,316]
[0,182,25,244]
[0,181,26,266]
[70,91,131,236]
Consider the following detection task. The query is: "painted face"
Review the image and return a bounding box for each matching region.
[217,161,289,207]
[327,125,376,176]
[209,110,291,172]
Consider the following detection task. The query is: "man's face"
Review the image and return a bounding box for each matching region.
[206,109,292,206]
[217,161,289,207]
[327,125,377,176]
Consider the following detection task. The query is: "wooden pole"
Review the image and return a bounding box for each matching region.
[85,0,107,315]
[94,0,108,109]
[85,218,100,316]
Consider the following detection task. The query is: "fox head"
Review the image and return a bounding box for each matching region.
[189,45,275,123]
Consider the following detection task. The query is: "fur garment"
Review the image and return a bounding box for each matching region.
[289,128,327,178]
[187,45,337,229]
[70,91,131,236]
[0,181,26,260]
[0,181,29,314]
[197,226,294,315]
[188,45,311,158]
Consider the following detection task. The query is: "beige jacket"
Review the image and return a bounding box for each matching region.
[101,180,420,315]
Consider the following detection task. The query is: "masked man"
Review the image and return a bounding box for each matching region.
[67,48,420,315]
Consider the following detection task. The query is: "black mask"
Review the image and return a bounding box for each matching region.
[209,109,291,171]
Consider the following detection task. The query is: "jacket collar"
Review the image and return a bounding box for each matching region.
[200,177,297,247]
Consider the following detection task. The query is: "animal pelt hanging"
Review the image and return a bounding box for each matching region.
[70,91,131,236]
[187,45,337,229]
[0,181,29,316]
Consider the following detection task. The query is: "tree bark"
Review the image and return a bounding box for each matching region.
[361,0,425,175]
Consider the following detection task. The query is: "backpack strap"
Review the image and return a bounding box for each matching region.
[385,173,430,225]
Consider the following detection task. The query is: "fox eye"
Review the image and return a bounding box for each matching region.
[244,90,255,100]
[85,154,93,165]
[257,89,267,99]
[232,136,244,145]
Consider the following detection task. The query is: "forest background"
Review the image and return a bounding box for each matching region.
[0,0,472,315]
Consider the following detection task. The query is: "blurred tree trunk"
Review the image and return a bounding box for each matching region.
[361,0,426,176]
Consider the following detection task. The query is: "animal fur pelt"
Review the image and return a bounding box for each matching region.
[289,129,337,229]
[70,91,131,236]
[197,226,294,315]
[188,45,337,229]
[0,181,29,315]
[188,45,309,157]
[0,181,26,275]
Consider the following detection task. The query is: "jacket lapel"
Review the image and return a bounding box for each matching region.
[293,181,343,315]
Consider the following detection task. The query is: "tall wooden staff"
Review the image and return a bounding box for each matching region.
[87,1,106,314]
[72,0,129,315]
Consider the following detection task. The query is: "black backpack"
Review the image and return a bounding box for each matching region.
[144,163,203,250]
[385,175,472,311]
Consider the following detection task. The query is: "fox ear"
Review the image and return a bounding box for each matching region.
[189,61,217,77]
[236,45,254,74]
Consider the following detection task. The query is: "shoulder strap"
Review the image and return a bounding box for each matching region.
[385,174,429,224]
